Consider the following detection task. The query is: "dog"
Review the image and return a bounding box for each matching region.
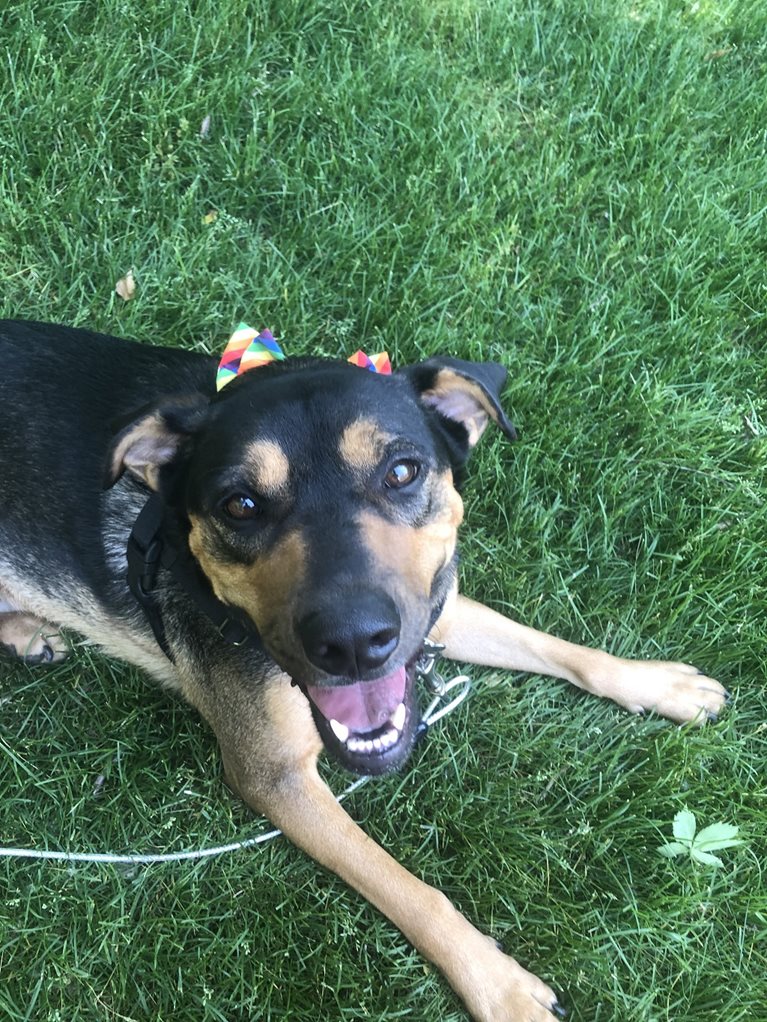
[0,319,727,1021]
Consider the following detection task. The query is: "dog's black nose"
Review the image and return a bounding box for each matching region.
[297,592,401,677]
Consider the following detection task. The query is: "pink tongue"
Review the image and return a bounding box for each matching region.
[306,667,407,733]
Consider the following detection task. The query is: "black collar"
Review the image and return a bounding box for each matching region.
[127,492,262,662]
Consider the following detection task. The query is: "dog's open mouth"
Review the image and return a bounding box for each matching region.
[303,657,419,776]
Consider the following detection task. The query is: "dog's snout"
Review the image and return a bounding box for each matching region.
[297,592,401,677]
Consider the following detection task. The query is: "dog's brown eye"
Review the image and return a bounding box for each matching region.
[384,460,419,489]
[223,494,261,521]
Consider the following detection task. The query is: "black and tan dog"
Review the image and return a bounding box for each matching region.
[0,319,726,1020]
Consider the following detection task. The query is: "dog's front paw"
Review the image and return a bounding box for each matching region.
[459,946,563,1022]
[596,656,727,724]
[0,613,69,666]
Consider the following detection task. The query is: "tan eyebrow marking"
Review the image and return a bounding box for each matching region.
[339,418,394,473]
[244,439,291,495]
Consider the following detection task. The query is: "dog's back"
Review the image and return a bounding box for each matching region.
[0,321,213,675]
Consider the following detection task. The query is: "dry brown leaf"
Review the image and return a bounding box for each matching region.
[115,269,136,301]
[704,46,734,61]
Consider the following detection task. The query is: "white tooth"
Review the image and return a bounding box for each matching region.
[391,702,407,732]
[330,719,350,743]
[373,738,383,751]
[347,737,362,753]
[380,728,398,749]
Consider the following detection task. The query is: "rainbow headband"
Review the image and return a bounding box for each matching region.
[216,323,391,391]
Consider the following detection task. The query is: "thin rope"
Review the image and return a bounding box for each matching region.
[0,675,471,865]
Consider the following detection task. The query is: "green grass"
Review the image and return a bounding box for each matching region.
[1,0,766,1018]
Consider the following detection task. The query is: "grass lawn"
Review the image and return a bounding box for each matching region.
[1,0,766,1019]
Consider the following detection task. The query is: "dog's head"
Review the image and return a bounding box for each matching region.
[106,352,515,775]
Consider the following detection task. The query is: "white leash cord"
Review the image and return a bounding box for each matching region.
[0,674,471,866]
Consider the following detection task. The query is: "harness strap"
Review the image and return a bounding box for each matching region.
[127,493,261,662]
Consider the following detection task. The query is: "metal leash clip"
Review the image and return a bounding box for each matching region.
[416,638,447,693]
[415,638,472,740]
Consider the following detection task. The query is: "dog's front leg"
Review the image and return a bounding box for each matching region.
[213,674,562,1022]
[432,593,727,723]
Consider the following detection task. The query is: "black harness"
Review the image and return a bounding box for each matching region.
[126,493,261,662]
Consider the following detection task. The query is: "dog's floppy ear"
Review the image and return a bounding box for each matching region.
[403,356,517,449]
[104,394,210,490]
